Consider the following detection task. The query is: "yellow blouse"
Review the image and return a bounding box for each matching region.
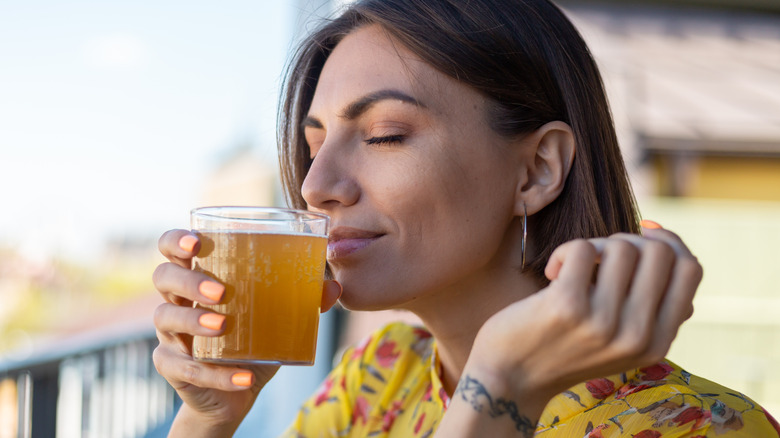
[283,322,779,437]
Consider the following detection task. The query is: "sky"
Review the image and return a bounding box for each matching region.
[0,0,332,262]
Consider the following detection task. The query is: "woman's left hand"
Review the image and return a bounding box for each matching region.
[442,225,703,435]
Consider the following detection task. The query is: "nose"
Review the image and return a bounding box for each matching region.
[301,140,360,211]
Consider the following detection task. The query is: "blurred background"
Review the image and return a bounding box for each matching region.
[1,0,779,436]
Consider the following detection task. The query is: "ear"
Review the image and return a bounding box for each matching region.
[514,121,575,216]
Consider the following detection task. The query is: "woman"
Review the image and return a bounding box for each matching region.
[152,0,779,436]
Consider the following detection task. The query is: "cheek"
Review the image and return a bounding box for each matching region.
[369,156,432,211]
[424,161,516,254]
[404,171,486,251]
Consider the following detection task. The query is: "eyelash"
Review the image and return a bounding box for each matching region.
[365,134,405,146]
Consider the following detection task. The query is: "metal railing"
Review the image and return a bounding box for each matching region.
[0,325,176,438]
[0,308,343,438]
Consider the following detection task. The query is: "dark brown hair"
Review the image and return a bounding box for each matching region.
[278,0,640,280]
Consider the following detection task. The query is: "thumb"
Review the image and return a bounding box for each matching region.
[321,280,343,313]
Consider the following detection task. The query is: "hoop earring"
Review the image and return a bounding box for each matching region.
[521,203,527,271]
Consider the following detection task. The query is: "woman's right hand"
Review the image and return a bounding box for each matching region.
[152,229,342,436]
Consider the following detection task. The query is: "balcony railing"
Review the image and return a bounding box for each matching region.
[0,309,341,438]
[0,324,176,438]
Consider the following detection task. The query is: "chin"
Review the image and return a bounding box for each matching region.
[332,266,422,311]
[335,280,412,312]
[337,290,393,312]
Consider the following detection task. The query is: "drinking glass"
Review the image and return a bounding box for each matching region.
[190,206,329,365]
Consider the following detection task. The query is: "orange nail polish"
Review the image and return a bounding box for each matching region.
[199,281,225,302]
[231,372,253,387]
[179,234,198,252]
[640,219,662,230]
[198,313,225,331]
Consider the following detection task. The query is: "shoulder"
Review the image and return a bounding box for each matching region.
[538,360,780,437]
[617,360,779,437]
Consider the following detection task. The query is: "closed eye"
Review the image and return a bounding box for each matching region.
[365,135,405,146]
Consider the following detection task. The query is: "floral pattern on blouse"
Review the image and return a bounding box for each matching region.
[282,322,779,437]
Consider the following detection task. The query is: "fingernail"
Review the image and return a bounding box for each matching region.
[198,313,225,331]
[231,372,253,387]
[199,281,225,302]
[640,219,663,230]
[179,234,198,252]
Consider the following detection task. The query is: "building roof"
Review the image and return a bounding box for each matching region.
[565,3,780,156]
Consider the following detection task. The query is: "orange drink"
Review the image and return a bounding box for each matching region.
[190,207,329,365]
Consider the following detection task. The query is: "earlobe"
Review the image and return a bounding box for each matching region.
[514,121,575,216]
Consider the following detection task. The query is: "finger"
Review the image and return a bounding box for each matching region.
[154,302,226,338]
[321,280,342,313]
[545,239,599,284]
[618,239,676,348]
[153,262,225,305]
[152,345,258,391]
[637,222,700,327]
[649,256,703,358]
[589,238,639,332]
[544,239,598,281]
[640,221,695,260]
[158,229,200,268]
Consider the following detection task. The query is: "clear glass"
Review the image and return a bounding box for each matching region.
[190,207,329,365]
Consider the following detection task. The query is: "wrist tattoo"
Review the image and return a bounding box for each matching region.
[454,374,536,437]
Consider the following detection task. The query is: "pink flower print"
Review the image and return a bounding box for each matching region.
[314,377,334,406]
[586,378,615,400]
[671,406,710,430]
[413,327,432,339]
[587,429,605,438]
[764,408,780,435]
[352,396,370,426]
[616,378,665,400]
[422,384,433,402]
[695,409,713,431]
[616,383,654,400]
[375,339,400,368]
[639,363,674,381]
[439,387,450,408]
[585,423,609,438]
[415,413,426,434]
[382,400,404,432]
[633,430,662,438]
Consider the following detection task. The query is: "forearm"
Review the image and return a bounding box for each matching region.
[435,367,549,438]
[168,404,243,438]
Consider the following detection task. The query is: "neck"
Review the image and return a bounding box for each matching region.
[405,223,542,396]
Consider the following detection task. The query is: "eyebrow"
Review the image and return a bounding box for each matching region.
[301,89,425,130]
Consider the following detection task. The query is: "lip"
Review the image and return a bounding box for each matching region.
[328,226,384,260]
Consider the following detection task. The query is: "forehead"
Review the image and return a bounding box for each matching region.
[309,25,460,114]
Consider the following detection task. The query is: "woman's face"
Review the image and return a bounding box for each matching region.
[302,25,525,311]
